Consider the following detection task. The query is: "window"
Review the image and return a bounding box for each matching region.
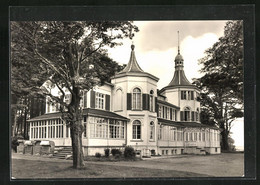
[115,89,123,111]
[95,92,105,110]
[158,106,162,118]
[149,121,154,140]
[166,150,168,155]
[189,132,193,141]
[149,90,154,112]
[181,91,187,100]
[132,120,141,139]
[202,132,206,141]
[109,120,124,139]
[196,108,199,121]
[181,91,194,100]
[162,150,164,155]
[167,108,170,120]
[184,107,191,121]
[158,124,162,140]
[194,132,197,141]
[132,88,142,110]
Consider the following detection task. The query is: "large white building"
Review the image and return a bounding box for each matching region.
[28,44,221,156]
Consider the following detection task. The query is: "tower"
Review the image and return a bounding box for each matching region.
[159,32,200,122]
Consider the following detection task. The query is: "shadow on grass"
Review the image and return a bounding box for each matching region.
[12,158,210,179]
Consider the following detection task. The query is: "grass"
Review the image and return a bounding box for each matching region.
[11,158,209,179]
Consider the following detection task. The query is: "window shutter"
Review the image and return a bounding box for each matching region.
[162,106,165,118]
[155,97,158,113]
[142,94,146,110]
[181,91,183,100]
[90,90,95,108]
[147,94,150,111]
[191,111,195,121]
[180,111,184,121]
[142,94,149,110]
[83,91,87,108]
[170,108,172,120]
[127,93,132,110]
[191,91,194,100]
[105,94,110,111]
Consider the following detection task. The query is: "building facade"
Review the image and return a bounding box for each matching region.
[28,44,221,156]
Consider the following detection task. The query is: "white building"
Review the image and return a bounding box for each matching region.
[28,44,221,156]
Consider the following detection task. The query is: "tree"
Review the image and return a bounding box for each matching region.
[11,21,138,168]
[195,20,243,151]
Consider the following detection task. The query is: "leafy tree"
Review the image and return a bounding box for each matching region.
[195,20,243,151]
[11,21,138,168]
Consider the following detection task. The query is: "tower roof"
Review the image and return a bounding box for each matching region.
[160,32,196,92]
[113,44,159,82]
[119,44,144,73]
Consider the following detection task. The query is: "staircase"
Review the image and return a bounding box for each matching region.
[53,146,72,159]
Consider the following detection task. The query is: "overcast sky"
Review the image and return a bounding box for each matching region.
[106,21,244,148]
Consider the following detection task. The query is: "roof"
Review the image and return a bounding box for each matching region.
[28,112,62,121]
[169,70,192,86]
[113,45,159,82]
[157,118,220,130]
[28,108,129,122]
[119,44,144,73]
[157,100,180,109]
[83,108,129,121]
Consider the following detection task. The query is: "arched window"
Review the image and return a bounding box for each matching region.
[132,120,141,139]
[149,121,154,140]
[149,90,154,112]
[115,89,123,111]
[132,88,142,110]
[184,107,190,121]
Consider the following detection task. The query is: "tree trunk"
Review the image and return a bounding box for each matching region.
[70,122,85,168]
[221,129,229,151]
[12,107,18,137]
[69,86,85,169]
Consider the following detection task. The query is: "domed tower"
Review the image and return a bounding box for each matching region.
[111,44,159,156]
[159,32,200,122]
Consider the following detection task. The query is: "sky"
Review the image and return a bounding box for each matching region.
[106,21,244,149]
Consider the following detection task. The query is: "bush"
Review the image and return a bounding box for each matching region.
[11,135,23,152]
[104,148,110,157]
[95,152,101,158]
[111,149,122,156]
[124,146,136,159]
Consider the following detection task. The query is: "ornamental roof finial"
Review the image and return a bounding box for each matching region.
[178,31,180,54]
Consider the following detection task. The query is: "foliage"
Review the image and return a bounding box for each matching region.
[95,152,101,158]
[11,21,138,168]
[111,149,122,156]
[11,135,24,152]
[195,20,244,150]
[124,146,136,159]
[104,148,110,157]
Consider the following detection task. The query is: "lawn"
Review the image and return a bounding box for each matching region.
[11,158,209,179]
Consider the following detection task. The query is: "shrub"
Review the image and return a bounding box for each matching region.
[111,149,122,156]
[104,148,110,157]
[11,135,23,152]
[124,146,136,159]
[95,152,101,158]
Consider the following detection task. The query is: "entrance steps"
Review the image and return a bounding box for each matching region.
[53,146,72,159]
